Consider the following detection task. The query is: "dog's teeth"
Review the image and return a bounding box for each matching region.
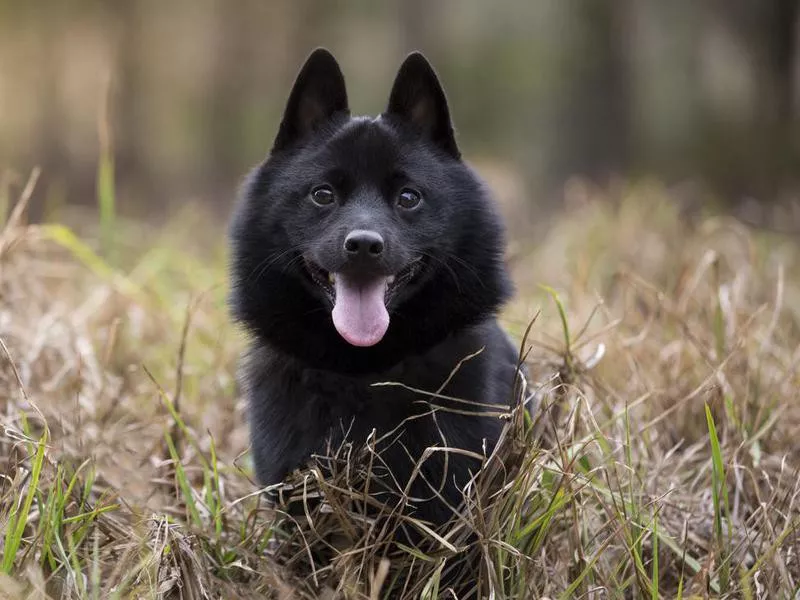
[387,275,396,284]
[328,273,336,284]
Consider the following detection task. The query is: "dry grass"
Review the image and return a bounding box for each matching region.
[1,173,799,599]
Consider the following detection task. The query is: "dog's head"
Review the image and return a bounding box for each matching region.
[231,49,512,369]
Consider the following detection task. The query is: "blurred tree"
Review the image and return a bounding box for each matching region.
[111,0,150,211]
[549,0,633,189]
[31,2,68,220]
[751,0,798,198]
[206,0,253,200]
[710,0,799,201]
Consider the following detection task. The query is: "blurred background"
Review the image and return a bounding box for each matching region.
[1,0,799,230]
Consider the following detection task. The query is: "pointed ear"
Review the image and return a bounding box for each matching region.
[272,48,349,152]
[385,52,459,158]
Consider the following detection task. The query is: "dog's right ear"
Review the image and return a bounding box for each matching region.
[272,48,349,152]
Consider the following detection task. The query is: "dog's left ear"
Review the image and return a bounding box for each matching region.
[385,52,460,158]
[273,48,349,152]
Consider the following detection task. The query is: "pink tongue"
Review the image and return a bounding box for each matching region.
[331,275,390,347]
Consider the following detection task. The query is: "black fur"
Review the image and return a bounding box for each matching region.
[229,49,520,527]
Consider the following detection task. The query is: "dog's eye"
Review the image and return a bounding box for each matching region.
[397,189,422,210]
[310,185,336,206]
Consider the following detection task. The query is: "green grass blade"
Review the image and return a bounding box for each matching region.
[651,508,659,600]
[539,284,572,352]
[164,430,202,527]
[97,85,116,262]
[2,432,47,573]
[705,402,731,592]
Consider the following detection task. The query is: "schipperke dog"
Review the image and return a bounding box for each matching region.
[229,49,521,530]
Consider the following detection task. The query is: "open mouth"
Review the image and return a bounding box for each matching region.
[303,256,426,347]
[303,257,425,303]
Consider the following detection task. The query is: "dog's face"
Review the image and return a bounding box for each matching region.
[279,121,453,347]
[231,49,511,369]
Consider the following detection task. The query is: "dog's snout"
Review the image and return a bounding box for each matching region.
[344,230,384,257]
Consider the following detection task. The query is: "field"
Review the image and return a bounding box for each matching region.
[1,171,799,599]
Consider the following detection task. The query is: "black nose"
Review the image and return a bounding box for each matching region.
[344,230,384,257]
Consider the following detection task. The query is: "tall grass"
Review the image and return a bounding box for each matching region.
[96,75,116,263]
[0,176,798,598]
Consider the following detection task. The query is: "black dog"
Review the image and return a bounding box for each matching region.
[229,49,520,528]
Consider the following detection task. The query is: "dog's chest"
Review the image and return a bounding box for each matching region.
[296,353,460,435]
